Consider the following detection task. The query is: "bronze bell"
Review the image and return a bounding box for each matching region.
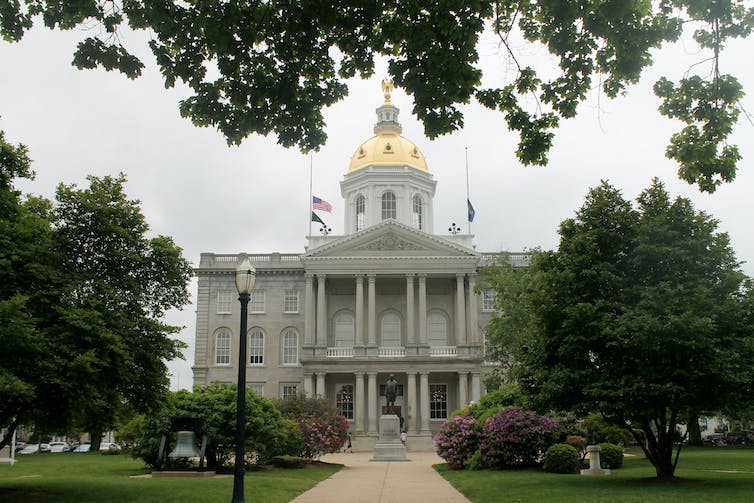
[168,430,201,458]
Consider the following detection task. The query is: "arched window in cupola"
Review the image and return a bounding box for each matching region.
[381,191,396,220]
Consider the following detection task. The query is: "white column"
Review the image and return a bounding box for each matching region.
[406,274,415,345]
[304,373,314,396]
[355,371,365,433]
[316,372,326,397]
[367,274,376,346]
[418,274,427,345]
[467,274,478,344]
[355,275,364,346]
[316,274,327,347]
[458,371,468,409]
[367,371,378,434]
[304,274,315,345]
[420,372,430,434]
[471,372,482,403]
[407,371,417,434]
[455,274,467,345]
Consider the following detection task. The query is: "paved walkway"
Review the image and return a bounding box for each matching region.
[291,451,471,503]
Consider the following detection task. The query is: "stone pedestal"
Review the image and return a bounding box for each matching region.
[370,414,409,462]
[580,445,611,476]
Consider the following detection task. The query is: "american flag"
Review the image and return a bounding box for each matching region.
[312,196,332,213]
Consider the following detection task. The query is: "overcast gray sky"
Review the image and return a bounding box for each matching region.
[2,23,752,390]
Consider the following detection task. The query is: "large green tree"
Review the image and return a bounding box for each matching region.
[0,131,61,448]
[490,179,754,478]
[0,138,193,449]
[1,1,751,191]
[51,174,194,447]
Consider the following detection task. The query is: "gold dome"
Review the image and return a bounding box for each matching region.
[348,132,429,173]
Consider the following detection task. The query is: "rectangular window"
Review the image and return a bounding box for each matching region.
[249,383,265,396]
[336,384,354,420]
[430,383,448,420]
[482,290,496,312]
[217,290,233,314]
[281,384,298,399]
[284,289,299,313]
[250,291,265,313]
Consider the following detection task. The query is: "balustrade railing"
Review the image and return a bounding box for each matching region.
[326,347,354,358]
[378,347,405,357]
[429,346,457,357]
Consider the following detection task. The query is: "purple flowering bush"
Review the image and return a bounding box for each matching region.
[434,415,480,469]
[480,408,559,468]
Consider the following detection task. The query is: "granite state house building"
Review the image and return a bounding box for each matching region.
[191,86,529,450]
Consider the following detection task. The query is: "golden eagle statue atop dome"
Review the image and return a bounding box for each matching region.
[381,79,394,104]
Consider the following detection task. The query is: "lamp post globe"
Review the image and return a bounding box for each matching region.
[232,257,255,503]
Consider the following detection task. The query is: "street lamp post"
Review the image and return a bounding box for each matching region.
[232,257,256,503]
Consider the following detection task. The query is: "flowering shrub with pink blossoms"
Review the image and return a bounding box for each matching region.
[434,415,480,469]
[275,395,349,459]
[480,408,559,468]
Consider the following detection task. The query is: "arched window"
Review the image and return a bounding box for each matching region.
[428,312,448,347]
[381,191,396,220]
[412,195,423,230]
[214,328,231,365]
[282,329,298,365]
[249,328,264,365]
[380,312,401,347]
[334,312,355,347]
[355,195,366,231]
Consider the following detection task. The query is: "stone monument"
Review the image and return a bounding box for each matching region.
[370,375,408,461]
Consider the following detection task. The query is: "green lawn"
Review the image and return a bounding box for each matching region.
[0,452,340,503]
[438,447,754,503]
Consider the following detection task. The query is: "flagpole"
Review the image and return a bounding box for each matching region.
[465,147,471,234]
[308,152,313,237]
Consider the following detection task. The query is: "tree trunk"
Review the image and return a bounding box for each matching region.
[640,418,678,479]
[90,432,102,452]
[687,415,703,446]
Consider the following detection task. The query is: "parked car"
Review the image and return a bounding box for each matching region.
[48,442,70,453]
[18,443,51,454]
[704,433,725,445]
[723,431,754,445]
[71,443,91,453]
[100,442,121,452]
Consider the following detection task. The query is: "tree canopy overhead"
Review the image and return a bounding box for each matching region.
[1,1,752,191]
[486,178,754,478]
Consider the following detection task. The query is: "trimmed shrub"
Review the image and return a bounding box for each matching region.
[434,415,480,469]
[543,443,580,474]
[598,443,624,469]
[480,407,559,468]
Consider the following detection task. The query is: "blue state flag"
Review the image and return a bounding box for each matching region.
[467,199,476,222]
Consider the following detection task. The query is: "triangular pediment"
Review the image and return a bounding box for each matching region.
[304,220,478,259]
